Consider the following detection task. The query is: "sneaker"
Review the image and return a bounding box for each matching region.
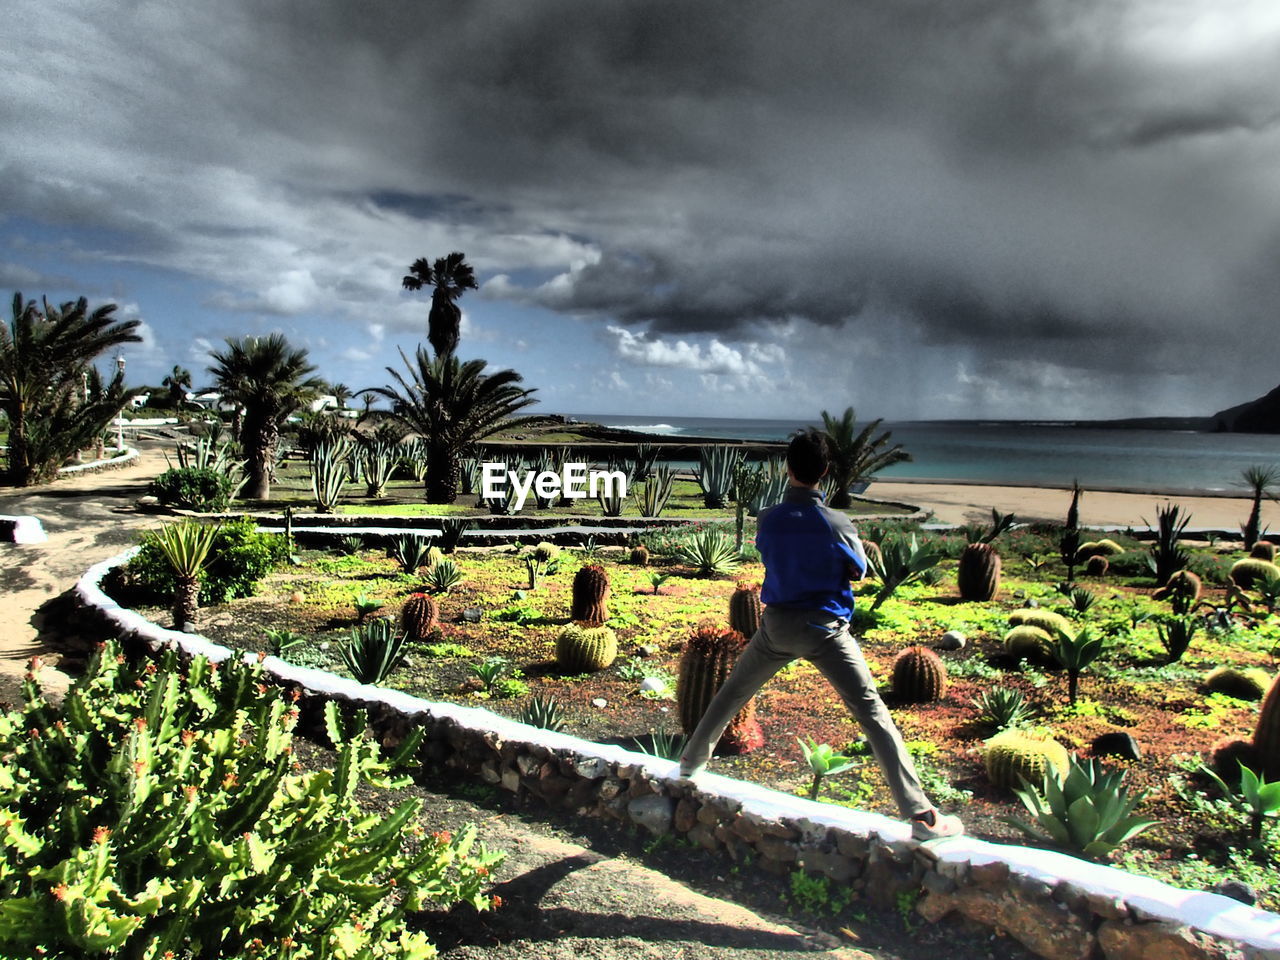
[911,809,964,841]
[675,762,704,784]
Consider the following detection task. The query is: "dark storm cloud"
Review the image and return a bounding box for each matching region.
[5,0,1280,411]
[259,0,1274,376]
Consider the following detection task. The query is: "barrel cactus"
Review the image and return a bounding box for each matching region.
[891,645,948,702]
[1008,609,1071,635]
[1205,666,1271,701]
[1254,672,1280,779]
[630,545,650,566]
[1230,558,1280,590]
[555,622,619,673]
[1004,625,1055,662]
[1077,539,1124,559]
[571,564,611,623]
[729,582,763,639]
[1251,541,1277,562]
[1153,569,1203,613]
[1085,555,1109,577]
[400,593,439,641]
[957,543,1001,601]
[984,730,1070,792]
[677,622,763,754]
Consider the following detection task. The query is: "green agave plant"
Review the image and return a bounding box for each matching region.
[677,528,740,577]
[389,534,432,574]
[1006,755,1158,859]
[632,730,688,762]
[342,617,408,685]
[970,686,1037,733]
[636,464,675,518]
[518,695,566,732]
[424,557,463,593]
[866,534,942,610]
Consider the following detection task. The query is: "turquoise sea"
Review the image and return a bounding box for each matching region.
[562,414,1280,495]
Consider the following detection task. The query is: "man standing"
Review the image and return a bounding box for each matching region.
[678,428,963,841]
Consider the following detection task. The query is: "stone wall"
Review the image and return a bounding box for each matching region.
[72,550,1280,960]
[57,447,139,477]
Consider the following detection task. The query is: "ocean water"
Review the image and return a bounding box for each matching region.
[561,413,1280,494]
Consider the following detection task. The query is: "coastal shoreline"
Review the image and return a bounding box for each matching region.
[871,478,1280,531]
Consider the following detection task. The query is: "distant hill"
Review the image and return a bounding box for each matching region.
[1212,383,1280,433]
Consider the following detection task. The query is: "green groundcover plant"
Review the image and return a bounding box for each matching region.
[0,642,500,958]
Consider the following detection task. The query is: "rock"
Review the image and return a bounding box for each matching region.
[135,495,162,512]
[628,794,675,835]
[674,797,699,832]
[921,888,1094,960]
[636,643,659,658]
[937,630,966,651]
[754,836,798,862]
[1092,732,1143,762]
[288,590,305,603]
[638,676,668,695]
[461,607,483,623]
[1209,879,1257,906]
[573,756,609,780]
[1098,919,1235,960]
[591,697,608,709]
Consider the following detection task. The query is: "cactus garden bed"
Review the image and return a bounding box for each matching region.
[105,523,1280,912]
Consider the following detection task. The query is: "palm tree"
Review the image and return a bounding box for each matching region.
[162,365,192,410]
[207,334,323,500]
[819,407,911,509]
[1241,465,1280,550]
[151,521,220,631]
[0,293,141,486]
[401,252,477,358]
[329,381,353,410]
[371,348,542,503]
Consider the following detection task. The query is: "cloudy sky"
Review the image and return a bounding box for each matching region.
[4,1,1279,421]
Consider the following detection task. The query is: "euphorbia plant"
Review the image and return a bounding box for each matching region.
[1051,625,1105,706]
[798,737,858,800]
[1201,761,1280,843]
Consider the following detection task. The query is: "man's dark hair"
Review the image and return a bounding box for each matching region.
[787,428,831,485]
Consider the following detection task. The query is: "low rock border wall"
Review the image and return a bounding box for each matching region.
[57,447,139,477]
[72,549,1280,960]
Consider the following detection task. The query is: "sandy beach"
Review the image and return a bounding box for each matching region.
[872,478,1280,532]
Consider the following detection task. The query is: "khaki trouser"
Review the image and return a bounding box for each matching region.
[679,606,932,819]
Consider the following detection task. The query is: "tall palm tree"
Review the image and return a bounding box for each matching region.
[208,334,323,500]
[162,365,192,409]
[1241,464,1280,550]
[329,381,353,410]
[0,293,141,486]
[401,252,477,358]
[819,407,911,509]
[370,348,542,503]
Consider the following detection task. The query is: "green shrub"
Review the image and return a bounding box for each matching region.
[116,517,287,606]
[0,640,501,958]
[149,466,236,511]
